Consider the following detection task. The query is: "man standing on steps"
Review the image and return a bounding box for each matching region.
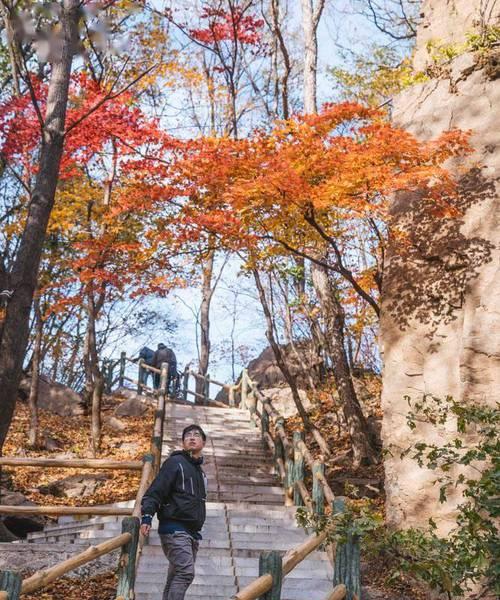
[140,424,208,600]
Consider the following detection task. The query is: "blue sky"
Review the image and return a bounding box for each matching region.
[113,1,402,385]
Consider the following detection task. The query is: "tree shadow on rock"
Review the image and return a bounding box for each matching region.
[383,168,496,340]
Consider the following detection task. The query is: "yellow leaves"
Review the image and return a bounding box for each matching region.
[24,572,117,600]
[49,178,95,237]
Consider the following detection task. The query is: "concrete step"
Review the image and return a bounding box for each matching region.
[22,399,335,600]
[134,582,237,595]
[135,574,236,586]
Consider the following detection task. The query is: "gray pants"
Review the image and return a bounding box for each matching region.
[160,532,199,600]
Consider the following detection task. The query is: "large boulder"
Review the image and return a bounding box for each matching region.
[246,344,323,389]
[380,0,500,534]
[112,387,139,400]
[0,488,45,539]
[18,375,84,417]
[38,474,110,499]
[104,415,127,431]
[114,396,147,417]
[260,387,312,419]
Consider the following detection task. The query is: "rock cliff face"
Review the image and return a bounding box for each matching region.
[380,0,499,532]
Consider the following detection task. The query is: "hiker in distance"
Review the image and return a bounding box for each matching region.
[137,346,155,388]
[153,342,177,392]
[140,424,208,600]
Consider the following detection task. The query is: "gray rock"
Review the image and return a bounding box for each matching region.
[450,51,477,84]
[246,344,322,389]
[40,430,63,451]
[116,441,140,454]
[261,387,312,419]
[113,387,138,400]
[0,488,45,538]
[104,416,127,431]
[18,375,84,416]
[41,474,110,499]
[381,0,500,535]
[114,397,147,417]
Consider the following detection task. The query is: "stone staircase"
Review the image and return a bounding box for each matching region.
[21,402,333,599]
[134,403,332,600]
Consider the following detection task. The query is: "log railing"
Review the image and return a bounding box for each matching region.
[0,360,170,600]
[188,367,361,600]
[0,355,361,600]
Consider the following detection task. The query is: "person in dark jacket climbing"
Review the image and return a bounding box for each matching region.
[152,343,177,392]
[137,346,155,387]
[140,424,207,600]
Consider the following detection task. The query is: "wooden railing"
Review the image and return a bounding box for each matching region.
[184,368,361,600]
[0,359,170,599]
[1,357,361,600]
[228,368,360,600]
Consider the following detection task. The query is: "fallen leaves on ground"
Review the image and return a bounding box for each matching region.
[23,571,117,600]
[3,394,154,507]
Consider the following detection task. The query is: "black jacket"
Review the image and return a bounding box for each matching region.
[153,346,177,371]
[141,450,207,532]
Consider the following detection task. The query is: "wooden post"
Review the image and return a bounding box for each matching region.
[160,362,169,396]
[312,461,325,515]
[106,360,114,393]
[332,498,361,600]
[261,406,269,440]
[284,425,294,506]
[293,431,305,507]
[204,373,210,406]
[247,385,257,427]
[182,366,189,402]
[0,571,21,599]
[137,358,144,395]
[241,369,248,408]
[116,516,140,599]
[102,359,109,394]
[119,351,126,388]
[258,551,283,600]
[274,432,284,481]
[228,386,235,407]
[133,454,154,517]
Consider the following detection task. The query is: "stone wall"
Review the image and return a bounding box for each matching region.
[380,0,500,533]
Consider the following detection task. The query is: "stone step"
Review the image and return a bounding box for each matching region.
[134,582,237,595]
[135,588,231,600]
[135,574,236,586]
[20,398,334,600]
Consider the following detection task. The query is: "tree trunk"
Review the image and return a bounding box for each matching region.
[278,273,317,390]
[82,322,93,411]
[253,269,331,456]
[270,0,291,120]
[300,0,325,114]
[86,292,104,457]
[0,0,80,453]
[91,372,104,458]
[310,261,378,467]
[28,298,43,448]
[196,247,215,402]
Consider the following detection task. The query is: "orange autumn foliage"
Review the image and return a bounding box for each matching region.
[171,102,472,307]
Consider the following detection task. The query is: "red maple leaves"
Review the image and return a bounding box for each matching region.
[189,7,264,45]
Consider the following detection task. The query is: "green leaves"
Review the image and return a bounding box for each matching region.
[298,395,499,597]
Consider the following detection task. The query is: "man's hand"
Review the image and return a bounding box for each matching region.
[140,524,151,537]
